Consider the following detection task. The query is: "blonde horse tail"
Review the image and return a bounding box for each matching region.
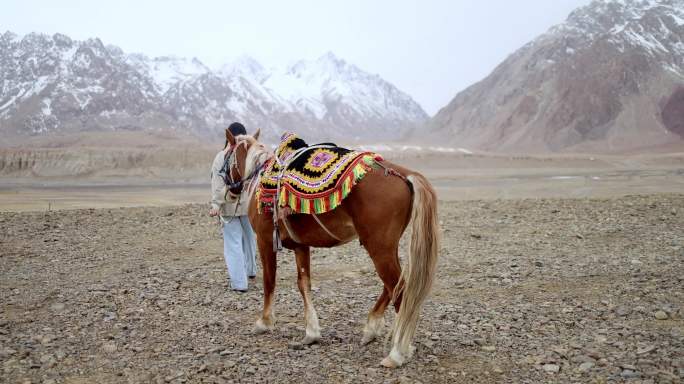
[382,173,440,367]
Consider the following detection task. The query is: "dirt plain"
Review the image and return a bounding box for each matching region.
[1,191,683,383]
[1,147,684,383]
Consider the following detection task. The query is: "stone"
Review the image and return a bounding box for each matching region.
[103,342,117,353]
[288,342,304,350]
[621,369,640,378]
[0,348,17,358]
[578,362,594,372]
[654,310,668,320]
[637,345,656,355]
[615,306,630,316]
[543,364,560,373]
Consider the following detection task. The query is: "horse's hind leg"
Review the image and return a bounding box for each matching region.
[254,236,277,334]
[362,244,401,345]
[294,246,321,344]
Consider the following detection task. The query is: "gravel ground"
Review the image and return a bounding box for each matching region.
[1,194,682,383]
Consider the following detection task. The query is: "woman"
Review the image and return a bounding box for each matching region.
[209,122,257,292]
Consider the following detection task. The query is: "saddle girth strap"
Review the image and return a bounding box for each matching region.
[312,214,342,242]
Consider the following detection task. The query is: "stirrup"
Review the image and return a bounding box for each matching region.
[273,226,283,252]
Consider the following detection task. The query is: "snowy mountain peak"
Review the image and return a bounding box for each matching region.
[1,30,19,41]
[557,0,684,36]
[287,51,355,79]
[544,0,684,76]
[217,55,267,82]
[316,51,347,66]
[127,55,211,94]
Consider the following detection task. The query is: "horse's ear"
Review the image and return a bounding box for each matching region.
[253,128,261,141]
[225,128,236,146]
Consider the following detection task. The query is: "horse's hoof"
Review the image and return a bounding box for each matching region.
[361,334,376,345]
[301,335,320,345]
[253,319,273,334]
[381,348,406,368]
[380,356,401,368]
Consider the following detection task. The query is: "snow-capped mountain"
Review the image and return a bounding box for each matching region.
[126,54,211,94]
[264,52,428,139]
[0,31,427,143]
[427,0,684,152]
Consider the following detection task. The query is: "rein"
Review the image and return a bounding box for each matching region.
[217,141,269,223]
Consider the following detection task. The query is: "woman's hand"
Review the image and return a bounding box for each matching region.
[209,208,220,217]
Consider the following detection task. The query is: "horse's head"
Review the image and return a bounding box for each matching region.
[224,127,269,198]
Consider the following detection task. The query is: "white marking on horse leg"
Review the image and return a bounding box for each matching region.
[380,339,415,368]
[381,346,406,368]
[253,302,275,334]
[361,314,385,345]
[301,292,321,344]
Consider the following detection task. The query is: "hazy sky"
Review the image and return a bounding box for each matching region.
[2,0,593,115]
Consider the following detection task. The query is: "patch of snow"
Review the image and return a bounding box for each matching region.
[225,97,247,116]
[426,146,473,154]
[218,55,267,82]
[614,25,669,54]
[663,63,684,77]
[73,53,91,68]
[358,144,393,152]
[610,23,628,35]
[0,94,19,111]
[549,176,581,180]
[99,110,118,118]
[399,145,423,151]
[670,13,684,26]
[41,98,52,115]
[61,45,78,61]
[147,56,210,93]
[20,76,51,100]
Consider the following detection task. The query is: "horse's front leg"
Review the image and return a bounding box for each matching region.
[254,236,277,333]
[294,246,321,344]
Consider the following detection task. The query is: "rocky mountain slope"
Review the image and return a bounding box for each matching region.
[0,32,427,144]
[428,0,684,153]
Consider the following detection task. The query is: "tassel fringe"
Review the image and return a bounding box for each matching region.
[257,154,380,215]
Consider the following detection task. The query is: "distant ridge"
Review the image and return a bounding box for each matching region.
[427,0,684,153]
[0,32,427,144]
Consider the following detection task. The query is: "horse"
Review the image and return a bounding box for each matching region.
[222,128,439,368]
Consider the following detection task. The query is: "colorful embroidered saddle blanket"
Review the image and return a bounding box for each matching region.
[257,132,382,214]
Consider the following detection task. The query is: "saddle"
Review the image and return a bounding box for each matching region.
[256,132,383,215]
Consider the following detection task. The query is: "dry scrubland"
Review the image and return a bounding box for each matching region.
[1,194,683,383]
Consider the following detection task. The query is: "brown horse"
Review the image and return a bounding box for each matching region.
[223,128,439,368]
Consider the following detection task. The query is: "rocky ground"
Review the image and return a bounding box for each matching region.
[0,194,682,383]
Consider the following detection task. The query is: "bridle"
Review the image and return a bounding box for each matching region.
[220,141,250,193]
[219,138,269,201]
